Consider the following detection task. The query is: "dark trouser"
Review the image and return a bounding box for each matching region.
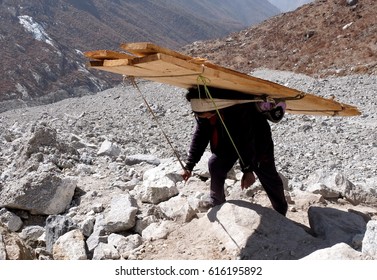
[252,159,288,216]
[208,152,288,216]
[208,153,237,205]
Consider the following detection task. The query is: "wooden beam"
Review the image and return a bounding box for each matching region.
[84,50,135,60]
[121,42,194,61]
[85,43,361,117]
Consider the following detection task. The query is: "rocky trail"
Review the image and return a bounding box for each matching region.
[0,70,376,260]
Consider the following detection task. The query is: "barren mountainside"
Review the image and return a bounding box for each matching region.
[0,0,279,112]
[182,0,377,78]
[1,0,375,114]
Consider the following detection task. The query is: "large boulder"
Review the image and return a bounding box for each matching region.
[303,170,376,205]
[135,159,180,204]
[0,172,77,215]
[202,200,324,259]
[308,206,367,245]
[104,194,138,233]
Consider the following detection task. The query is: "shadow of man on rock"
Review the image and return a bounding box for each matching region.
[205,199,359,260]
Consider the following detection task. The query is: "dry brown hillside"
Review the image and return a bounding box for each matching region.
[182,0,377,77]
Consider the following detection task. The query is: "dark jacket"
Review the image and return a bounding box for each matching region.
[185,102,274,173]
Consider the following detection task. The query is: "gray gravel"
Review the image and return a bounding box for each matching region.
[1,70,376,186]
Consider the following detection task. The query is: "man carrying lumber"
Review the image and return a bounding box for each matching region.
[181,86,288,216]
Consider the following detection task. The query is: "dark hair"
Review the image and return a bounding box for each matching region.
[186,86,256,101]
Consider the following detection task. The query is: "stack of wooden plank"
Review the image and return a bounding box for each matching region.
[84,42,360,117]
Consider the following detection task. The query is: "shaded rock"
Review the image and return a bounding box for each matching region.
[204,200,324,259]
[0,208,23,232]
[79,216,96,237]
[303,170,377,205]
[308,206,366,245]
[19,123,79,170]
[19,225,45,248]
[345,182,377,206]
[86,215,107,252]
[45,215,77,253]
[192,152,211,178]
[134,215,159,235]
[24,124,57,158]
[0,173,77,215]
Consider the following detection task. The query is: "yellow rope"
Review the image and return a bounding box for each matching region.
[126,76,186,170]
[196,75,245,166]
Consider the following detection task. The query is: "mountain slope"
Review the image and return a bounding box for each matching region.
[0,0,279,112]
[170,0,280,26]
[183,0,377,77]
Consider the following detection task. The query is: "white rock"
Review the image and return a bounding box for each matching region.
[52,229,87,260]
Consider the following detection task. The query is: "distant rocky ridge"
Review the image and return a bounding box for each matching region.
[0,0,279,113]
[182,0,376,78]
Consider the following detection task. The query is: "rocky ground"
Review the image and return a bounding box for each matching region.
[0,69,376,260]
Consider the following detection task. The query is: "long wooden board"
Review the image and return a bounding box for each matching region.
[84,42,361,117]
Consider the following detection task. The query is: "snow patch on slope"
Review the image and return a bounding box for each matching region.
[18,15,55,47]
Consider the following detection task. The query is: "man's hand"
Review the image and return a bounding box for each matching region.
[241,172,256,190]
[181,169,192,182]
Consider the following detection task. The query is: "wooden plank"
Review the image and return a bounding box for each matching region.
[285,94,359,116]
[131,53,308,98]
[89,55,358,116]
[121,42,197,61]
[84,50,135,60]
[87,58,193,88]
[86,43,361,117]
[88,58,160,77]
[129,54,360,116]
[131,54,201,77]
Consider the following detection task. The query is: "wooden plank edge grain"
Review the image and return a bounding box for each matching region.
[120,42,193,61]
[84,44,361,117]
[84,50,135,60]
